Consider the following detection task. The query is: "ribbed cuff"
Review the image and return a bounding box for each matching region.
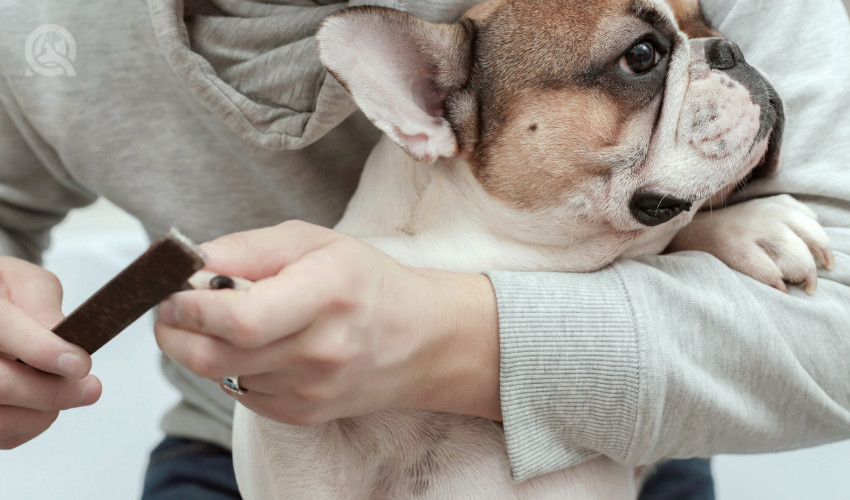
[485,267,641,482]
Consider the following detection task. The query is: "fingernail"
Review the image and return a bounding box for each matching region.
[57,352,85,378]
[159,300,181,326]
[773,279,788,293]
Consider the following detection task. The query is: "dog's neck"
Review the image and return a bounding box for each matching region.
[335,136,673,273]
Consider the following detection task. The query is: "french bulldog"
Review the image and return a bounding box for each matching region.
[225,0,833,498]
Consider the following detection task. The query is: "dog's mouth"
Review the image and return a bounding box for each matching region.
[630,70,784,228]
[629,191,693,227]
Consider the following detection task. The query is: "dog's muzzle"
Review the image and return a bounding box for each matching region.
[630,191,693,226]
[705,38,785,179]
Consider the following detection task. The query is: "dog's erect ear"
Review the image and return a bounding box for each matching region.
[317,7,474,163]
[664,0,722,38]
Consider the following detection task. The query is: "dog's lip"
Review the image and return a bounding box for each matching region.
[630,191,694,226]
[749,89,784,179]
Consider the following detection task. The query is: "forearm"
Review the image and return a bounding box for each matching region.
[0,83,96,262]
[491,232,850,480]
[491,0,850,481]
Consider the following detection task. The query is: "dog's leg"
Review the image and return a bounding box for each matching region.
[667,194,834,293]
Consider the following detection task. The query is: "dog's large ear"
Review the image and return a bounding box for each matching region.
[317,7,474,163]
[664,0,722,38]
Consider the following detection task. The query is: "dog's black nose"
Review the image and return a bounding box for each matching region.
[706,39,744,70]
[630,191,693,226]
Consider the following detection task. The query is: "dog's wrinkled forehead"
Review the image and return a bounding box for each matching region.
[470,0,679,79]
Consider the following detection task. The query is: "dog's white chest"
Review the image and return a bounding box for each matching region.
[232,404,637,500]
[229,135,640,499]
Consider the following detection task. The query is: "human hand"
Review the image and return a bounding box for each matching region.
[0,257,102,449]
[155,221,501,426]
[668,194,834,293]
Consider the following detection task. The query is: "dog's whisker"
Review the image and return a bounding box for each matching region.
[655,193,670,211]
[568,209,580,248]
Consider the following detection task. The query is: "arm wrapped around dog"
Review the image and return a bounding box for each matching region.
[493,0,850,482]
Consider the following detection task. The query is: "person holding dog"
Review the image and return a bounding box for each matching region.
[1,0,849,499]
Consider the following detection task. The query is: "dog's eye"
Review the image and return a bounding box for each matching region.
[619,41,659,75]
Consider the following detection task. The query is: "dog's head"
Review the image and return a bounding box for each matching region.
[317,0,783,257]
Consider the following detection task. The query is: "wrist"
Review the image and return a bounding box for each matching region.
[403,268,502,420]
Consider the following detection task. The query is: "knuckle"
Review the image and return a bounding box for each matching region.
[325,294,356,319]
[292,380,336,408]
[324,272,365,315]
[225,306,267,349]
[302,334,360,375]
[35,268,62,292]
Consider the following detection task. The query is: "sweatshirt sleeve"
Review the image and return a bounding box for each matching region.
[0,82,96,262]
[489,0,850,483]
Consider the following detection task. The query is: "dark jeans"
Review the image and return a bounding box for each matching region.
[640,458,716,500]
[142,436,714,500]
[142,437,240,500]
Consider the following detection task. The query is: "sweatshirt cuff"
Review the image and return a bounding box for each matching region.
[485,267,642,482]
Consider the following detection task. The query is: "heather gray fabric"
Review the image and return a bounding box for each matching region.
[148,0,480,150]
[0,0,848,485]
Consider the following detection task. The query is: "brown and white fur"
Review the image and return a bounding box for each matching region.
[227,1,832,498]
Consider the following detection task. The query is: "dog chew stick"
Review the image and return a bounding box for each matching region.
[50,228,207,355]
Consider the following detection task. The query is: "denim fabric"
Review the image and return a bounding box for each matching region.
[639,458,715,500]
[142,436,241,500]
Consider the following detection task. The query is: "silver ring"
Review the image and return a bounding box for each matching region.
[222,375,247,395]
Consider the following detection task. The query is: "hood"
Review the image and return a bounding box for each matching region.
[147,0,481,150]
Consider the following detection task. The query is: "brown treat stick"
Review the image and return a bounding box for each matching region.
[50,228,207,355]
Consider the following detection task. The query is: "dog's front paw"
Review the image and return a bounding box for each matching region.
[668,194,835,294]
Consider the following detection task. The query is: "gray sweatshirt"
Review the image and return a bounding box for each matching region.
[0,0,848,484]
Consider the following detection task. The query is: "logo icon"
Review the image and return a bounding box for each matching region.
[25,25,77,77]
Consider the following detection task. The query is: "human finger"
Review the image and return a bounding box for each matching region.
[0,358,101,411]
[0,406,59,450]
[199,220,344,282]
[0,300,91,379]
[154,319,307,379]
[158,263,332,349]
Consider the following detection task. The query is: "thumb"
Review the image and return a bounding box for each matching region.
[199,221,344,281]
